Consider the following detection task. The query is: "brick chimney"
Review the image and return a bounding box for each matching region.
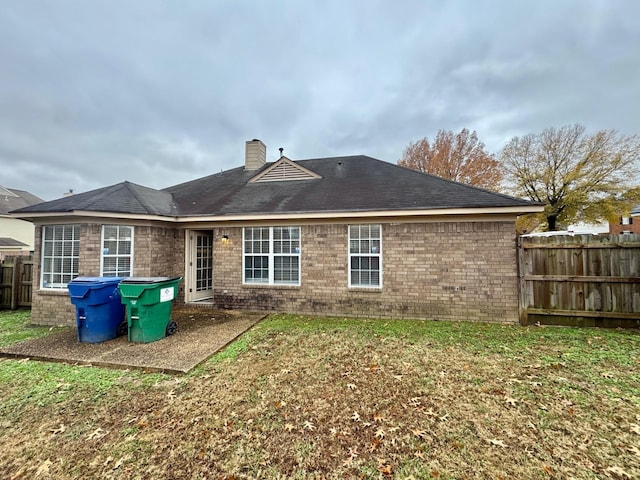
[245,139,266,171]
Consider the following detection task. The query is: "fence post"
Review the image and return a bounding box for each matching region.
[517,236,528,325]
[11,256,21,310]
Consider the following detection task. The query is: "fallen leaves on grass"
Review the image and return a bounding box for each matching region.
[377,462,393,475]
[604,466,632,479]
[35,459,52,476]
[49,424,66,435]
[3,313,640,480]
[488,438,507,448]
[85,428,109,441]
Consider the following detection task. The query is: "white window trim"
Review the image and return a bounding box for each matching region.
[100,225,134,277]
[40,224,80,290]
[348,224,383,289]
[242,227,301,286]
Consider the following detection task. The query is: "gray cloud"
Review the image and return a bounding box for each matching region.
[1,0,638,200]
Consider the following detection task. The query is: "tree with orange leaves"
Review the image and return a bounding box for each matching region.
[398,128,503,191]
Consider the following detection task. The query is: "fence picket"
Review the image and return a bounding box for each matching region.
[0,255,33,309]
[518,234,640,327]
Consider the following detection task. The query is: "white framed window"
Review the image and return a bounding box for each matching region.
[349,224,382,288]
[243,226,300,285]
[41,225,80,289]
[101,225,134,277]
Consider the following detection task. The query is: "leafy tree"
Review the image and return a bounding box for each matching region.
[501,124,640,231]
[398,128,503,190]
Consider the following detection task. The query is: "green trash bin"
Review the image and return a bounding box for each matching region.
[118,277,182,343]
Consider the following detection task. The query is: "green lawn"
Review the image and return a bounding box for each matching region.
[0,309,60,347]
[0,310,639,479]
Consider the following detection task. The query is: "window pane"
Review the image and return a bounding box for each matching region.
[348,224,381,288]
[41,225,80,288]
[274,255,299,284]
[245,255,269,283]
[101,225,134,277]
[104,225,117,239]
[243,227,300,285]
[118,241,131,255]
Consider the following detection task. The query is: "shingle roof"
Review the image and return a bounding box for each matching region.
[0,237,29,247]
[12,181,177,216]
[12,156,538,218]
[0,187,44,215]
[165,155,535,216]
[631,204,640,217]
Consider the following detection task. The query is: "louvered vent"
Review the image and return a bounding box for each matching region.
[250,158,321,183]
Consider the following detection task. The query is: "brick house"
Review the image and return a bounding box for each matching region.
[13,140,542,326]
[609,205,640,235]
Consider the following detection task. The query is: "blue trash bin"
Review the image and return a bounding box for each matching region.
[68,277,126,343]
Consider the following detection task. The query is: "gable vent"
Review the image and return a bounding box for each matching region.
[249,157,321,183]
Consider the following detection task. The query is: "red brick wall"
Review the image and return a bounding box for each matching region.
[609,218,640,234]
[212,221,519,323]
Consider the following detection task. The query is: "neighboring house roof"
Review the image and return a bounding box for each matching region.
[12,155,541,219]
[0,237,29,247]
[631,205,640,217]
[0,186,44,215]
[13,181,177,216]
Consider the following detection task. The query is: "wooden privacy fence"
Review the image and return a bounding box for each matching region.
[0,255,33,310]
[518,234,640,328]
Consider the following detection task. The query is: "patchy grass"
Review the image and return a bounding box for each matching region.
[0,309,61,347]
[0,311,639,479]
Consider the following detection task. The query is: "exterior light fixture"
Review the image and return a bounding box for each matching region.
[221,234,229,244]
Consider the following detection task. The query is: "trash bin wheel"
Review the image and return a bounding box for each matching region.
[117,320,128,337]
[166,321,177,336]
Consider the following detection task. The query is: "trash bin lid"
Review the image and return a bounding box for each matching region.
[69,276,125,285]
[120,276,181,284]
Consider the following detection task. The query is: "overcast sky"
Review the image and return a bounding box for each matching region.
[1,0,638,201]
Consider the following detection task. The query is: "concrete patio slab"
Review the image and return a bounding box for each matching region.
[0,308,266,374]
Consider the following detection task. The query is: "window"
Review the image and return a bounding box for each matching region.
[243,227,300,285]
[195,233,213,292]
[41,225,80,289]
[349,224,382,287]
[101,225,134,277]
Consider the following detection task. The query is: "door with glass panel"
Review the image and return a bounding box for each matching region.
[189,231,213,301]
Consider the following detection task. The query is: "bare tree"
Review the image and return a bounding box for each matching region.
[398,128,503,191]
[501,124,640,231]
